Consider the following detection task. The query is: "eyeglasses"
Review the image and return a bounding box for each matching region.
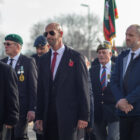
[43,31,55,37]
[3,42,15,46]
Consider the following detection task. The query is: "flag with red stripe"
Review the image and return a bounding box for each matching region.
[103,0,118,41]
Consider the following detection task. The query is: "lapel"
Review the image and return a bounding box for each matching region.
[44,50,51,81]
[123,53,129,77]
[53,46,69,84]
[94,65,102,90]
[2,57,8,63]
[15,54,23,73]
[106,62,114,87]
[133,53,140,62]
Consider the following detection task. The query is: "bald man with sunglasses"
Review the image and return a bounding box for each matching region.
[36,23,90,140]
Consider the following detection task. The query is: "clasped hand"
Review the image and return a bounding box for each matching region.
[116,99,133,114]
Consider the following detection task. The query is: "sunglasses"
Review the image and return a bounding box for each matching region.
[43,31,55,37]
[3,42,15,46]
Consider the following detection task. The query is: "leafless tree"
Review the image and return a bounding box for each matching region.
[28,13,102,54]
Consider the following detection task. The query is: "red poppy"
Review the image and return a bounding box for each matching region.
[69,59,74,67]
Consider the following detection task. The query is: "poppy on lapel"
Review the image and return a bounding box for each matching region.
[69,59,74,67]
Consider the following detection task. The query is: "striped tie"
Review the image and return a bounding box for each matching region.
[101,65,106,91]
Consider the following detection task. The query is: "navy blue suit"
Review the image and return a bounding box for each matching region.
[111,50,140,116]
[111,50,140,140]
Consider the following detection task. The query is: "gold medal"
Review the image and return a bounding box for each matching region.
[19,74,24,82]
[107,74,110,80]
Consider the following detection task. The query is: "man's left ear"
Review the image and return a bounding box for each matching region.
[60,31,63,37]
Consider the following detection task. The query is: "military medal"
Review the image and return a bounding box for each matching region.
[107,74,110,82]
[19,66,24,82]
[19,74,24,82]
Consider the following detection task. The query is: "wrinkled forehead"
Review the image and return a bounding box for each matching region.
[45,23,62,32]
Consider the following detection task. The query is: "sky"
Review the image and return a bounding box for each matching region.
[0,0,140,51]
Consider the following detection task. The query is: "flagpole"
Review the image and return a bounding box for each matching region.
[81,4,91,60]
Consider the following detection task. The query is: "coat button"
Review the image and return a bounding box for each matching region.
[101,101,104,104]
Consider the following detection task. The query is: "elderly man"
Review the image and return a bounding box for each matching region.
[2,34,37,140]
[35,22,90,140]
[90,42,119,140]
[0,61,19,140]
[111,24,140,140]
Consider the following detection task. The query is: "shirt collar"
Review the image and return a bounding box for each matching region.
[8,53,20,61]
[100,60,111,69]
[51,45,65,55]
[130,48,140,58]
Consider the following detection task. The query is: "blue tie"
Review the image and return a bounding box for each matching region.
[101,66,106,91]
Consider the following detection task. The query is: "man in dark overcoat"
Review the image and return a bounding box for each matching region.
[36,22,90,140]
[0,61,19,139]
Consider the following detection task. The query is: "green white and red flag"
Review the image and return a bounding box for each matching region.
[103,0,118,41]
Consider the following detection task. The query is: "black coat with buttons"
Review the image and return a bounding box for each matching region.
[89,62,118,123]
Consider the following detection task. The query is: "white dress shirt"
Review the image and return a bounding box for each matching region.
[7,53,20,69]
[51,45,65,80]
[100,61,112,86]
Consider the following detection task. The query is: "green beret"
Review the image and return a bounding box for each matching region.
[5,34,23,45]
[97,40,112,52]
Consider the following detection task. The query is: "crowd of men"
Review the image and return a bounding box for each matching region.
[0,23,140,140]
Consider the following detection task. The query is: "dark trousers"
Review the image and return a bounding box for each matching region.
[120,116,140,140]
[0,132,1,140]
[45,124,59,140]
[36,134,43,140]
[93,121,119,140]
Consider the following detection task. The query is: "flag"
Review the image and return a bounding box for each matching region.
[103,0,118,41]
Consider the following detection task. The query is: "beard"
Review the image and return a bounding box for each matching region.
[48,39,56,48]
[126,41,140,50]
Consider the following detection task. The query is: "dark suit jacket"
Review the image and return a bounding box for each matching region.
[31,53,40,68]
[111,50,140,116]
[36,46,90,140]
[1,54,37,116]
[90,62,118,123]
[0,62,19,131]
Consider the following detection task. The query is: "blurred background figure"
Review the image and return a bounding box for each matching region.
[84,56,95,140]
[32,35,50,67]
[32,35,49,140]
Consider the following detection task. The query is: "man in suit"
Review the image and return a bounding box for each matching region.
[90,42,119,140]
[2,34,37,140]
[35,22,90,140]
[111,24,140,140]
[32,35,50,67]
[0,61,19,140]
